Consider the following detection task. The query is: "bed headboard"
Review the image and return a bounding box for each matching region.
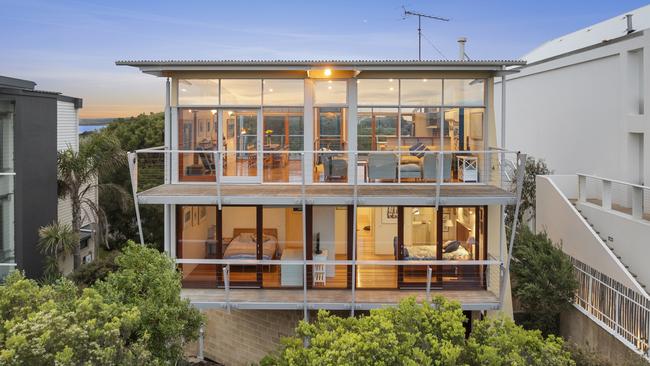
[232,228,278,238]
[456,222,472,250]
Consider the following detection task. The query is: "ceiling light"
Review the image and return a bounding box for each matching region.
[389,78,394,82]
[422,79,428,82]
[324,68,332,76]
[328,86,332,90]
[389,87,394,91]
[269,88,274,92]
[228,111,233,116]
[210,109,217,115]
[181,88,187,92]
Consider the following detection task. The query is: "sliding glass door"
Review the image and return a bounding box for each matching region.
[220,109,262,183]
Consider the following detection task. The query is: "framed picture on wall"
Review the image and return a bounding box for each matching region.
[382,206,398,224]
[469,111,483,140]
[442,212,451,232]
[192,206,199,226]
[183,207,192,228]
[199,206,207,222]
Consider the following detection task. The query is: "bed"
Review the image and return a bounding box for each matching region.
[222,228,280,260]
[403,241,472,261]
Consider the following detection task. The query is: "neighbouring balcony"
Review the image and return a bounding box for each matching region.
[128,148,524,206]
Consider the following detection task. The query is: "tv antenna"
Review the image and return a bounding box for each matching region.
[402,7,449,60]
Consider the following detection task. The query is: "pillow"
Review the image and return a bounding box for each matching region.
[238,232,255,243]
[443,240,461,253]
[409,142,429,158]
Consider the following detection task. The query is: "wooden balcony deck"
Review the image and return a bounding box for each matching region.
[181,288,500,311]
[137,183,516,206]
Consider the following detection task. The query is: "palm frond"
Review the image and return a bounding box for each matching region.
[38,222,78,256]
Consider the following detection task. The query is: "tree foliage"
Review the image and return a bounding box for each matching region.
[94,241,204,362]
[94,112,165,249]
[38,222,78,278]
[0,272,153,365]
[0,242,203,365]
[505,157,551,229]
[261,297,575,366]
[511,226,577,335]
[465,316,571,365]
[57,133,129,268]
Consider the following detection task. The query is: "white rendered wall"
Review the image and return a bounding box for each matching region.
[496,32,650,190]
[536,175,643,292]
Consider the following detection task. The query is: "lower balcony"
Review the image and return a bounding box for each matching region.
[179,260,503,312]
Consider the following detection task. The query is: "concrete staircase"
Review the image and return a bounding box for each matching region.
[571,201,647,291]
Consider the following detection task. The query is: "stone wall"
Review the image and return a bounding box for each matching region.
[201,309,303,366]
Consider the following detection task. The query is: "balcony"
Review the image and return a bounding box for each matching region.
[128,148,524,207]
[179,259,504,311]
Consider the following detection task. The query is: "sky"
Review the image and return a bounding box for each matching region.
[1,0,649,118]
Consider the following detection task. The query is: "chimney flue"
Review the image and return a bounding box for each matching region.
[458,37,467,60]
[626,14,635,34]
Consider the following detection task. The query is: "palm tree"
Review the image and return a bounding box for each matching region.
[38,222,78,276]
[57,134,129,270]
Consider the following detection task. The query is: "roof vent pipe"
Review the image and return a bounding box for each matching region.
[626,14,635,34]
[458,37,467,60]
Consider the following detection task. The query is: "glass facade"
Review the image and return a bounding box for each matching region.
[314,80,347,105]
[444,79,485,106]
[400,79,442,106]
[173,76,488,183]
[178,79,219,105]
[221,79,262,105]
[263,80,304,106]
[175,205,487,290]
[357,79,398,106]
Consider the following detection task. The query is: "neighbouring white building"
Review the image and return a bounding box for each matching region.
[496,5,650,363]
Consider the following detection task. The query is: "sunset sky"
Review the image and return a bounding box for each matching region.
[2,0,647,118]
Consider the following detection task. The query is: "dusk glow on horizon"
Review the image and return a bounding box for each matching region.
[1,0,647,118]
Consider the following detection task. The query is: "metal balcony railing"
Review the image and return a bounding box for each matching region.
[176,258,503,313]
[572,257,650,358]
[128,148,523,194]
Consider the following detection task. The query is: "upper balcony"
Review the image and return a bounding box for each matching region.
[128,147,523,207]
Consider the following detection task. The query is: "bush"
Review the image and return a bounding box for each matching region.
[511,226,577,335]
[68,250,119,287]
[94,241,204,363]
[261,297,575,366]
[0,272,154,365]
[0,241,203,365]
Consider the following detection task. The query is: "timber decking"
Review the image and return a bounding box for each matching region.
[181,288,500,311]
[138,183,516,205]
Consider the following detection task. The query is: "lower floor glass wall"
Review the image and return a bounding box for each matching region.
[176,204,487,290]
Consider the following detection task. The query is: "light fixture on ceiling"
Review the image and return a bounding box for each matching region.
[324,68,332,76]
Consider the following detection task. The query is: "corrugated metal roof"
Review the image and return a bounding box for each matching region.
[116,59,525,66]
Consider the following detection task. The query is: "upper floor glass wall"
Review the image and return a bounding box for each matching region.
[178,79,219,105]
[314,80,347,105]
[444,79,485,106]
[263,80,304,106]
[221,79,262,105]
[357,79,398,106]
[400,79,443,106]
[177,79,304,106]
